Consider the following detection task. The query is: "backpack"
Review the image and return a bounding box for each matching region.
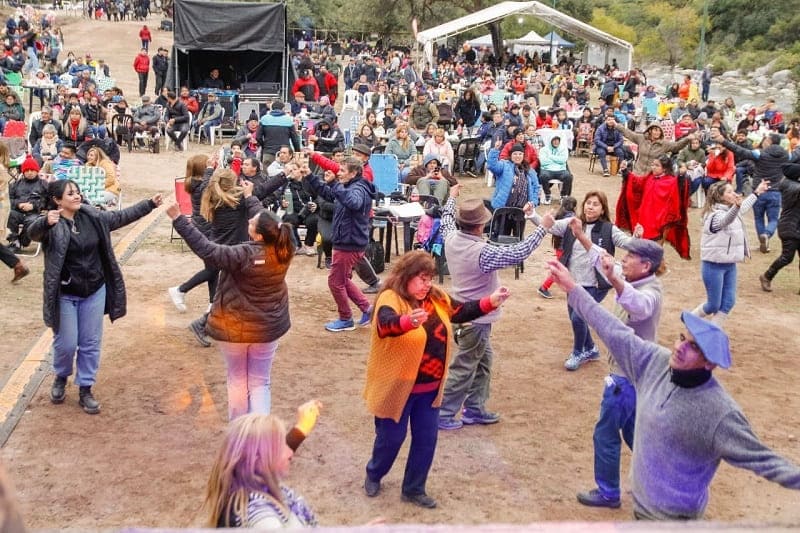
[365,237,385,274]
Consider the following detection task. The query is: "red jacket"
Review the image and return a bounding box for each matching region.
[133,54,150,74]
[704,150,735,181]
[499,140,539,170]
[674,122,695,140]
[139,27,152,41]
[181,96,199,115]
[292,77,320,101]
[322,71,338,104]
[510,78,526,95]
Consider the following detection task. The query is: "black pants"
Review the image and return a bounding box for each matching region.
[167,123,189,145]
[154,72,166,95]
[7,210,37,246]
[137,72,148,97]
[179,264,219,303]
[283,212,319,247]
[0,243,20,269]
[765,237,800,281]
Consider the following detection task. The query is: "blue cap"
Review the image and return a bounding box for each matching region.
[680,312,731,369]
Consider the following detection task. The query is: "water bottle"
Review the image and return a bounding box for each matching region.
[283,187,294,215]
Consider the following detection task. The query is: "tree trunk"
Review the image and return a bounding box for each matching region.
[489,22,503,66]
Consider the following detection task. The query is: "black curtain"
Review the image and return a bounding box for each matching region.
[175,50,283,90]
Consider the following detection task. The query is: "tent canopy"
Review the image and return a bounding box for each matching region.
[541,31,574,48]
[508,29,548,46]
[416,1,632,69]
[466,34,495,48]
[174,0,285,52]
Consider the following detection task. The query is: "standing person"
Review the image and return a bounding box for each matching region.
[615,124,693,175]
[692,180,768,322]
[701,64,713,102]
[152,47,168,96]
[437,187,551,430]
[546,260,800,520]
[167,200,295,420]
[569,234,665,509]
[303,158,376,332]
[759,163,800,293]
[537,196,577,299]
[259,101,300,166]
[132,48,150,98]
[139,24,151,51]
[363,251,510,508]
[29,180,162,414]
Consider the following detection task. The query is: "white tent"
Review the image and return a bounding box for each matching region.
[507,29,548,54]
[416,1,633,69]
[466,34,495,48]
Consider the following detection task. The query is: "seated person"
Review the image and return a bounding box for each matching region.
[132,95,160,139]
[538,135,573,205]
[46,142,82,181]
[32,123,63,168]
[85,146,120,206]
[690,142,734,194]
[677,137,707,181]
[385,125,415,182]
[593,115,625,176]
[179,86,200,116]
[29,106,63,147]
[83,94,108,139]
[422,128,454,170]
[290,91,311,117]
[0,92,24,133]
[194,92,224,141]
[353,123,378,149]
[405,154,457,205]
[165,91,191,151]
[6,156,47,252]
[62,105,88,143]
[201,68,225,90]
[317,95,337,123]
[71,69,96,92]
[266,145,293,177]
[234,118,261,158]
[281,161,318,255]
[308,119,343,153]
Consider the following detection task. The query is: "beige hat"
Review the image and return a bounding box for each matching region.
[456,198,492,226]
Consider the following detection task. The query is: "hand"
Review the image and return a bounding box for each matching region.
[449,183,462,198]
[241,180,254,198]
[540,209,556,229]
[20,202,32,212]
[151,193,163,206]
[323,170,336,183]
[711,131,724,143]
[167,118,174,126]
[408,308,428,328]
[307,201,317,213]
[294,399,323,436]
[568,216,583,237]
[599,252,616,280]
[300,165,311,176]
[165,202,181,220]
[545,259,576,292]
[522,201,533,216]
[303,146,314,155]
[46,208,62,226]
[755,180,769,195]
[633,223,644,238]
[308,135,318,142]
[619,160,628,171]
[489,286,510,307]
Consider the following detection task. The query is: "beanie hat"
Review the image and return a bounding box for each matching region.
[510,143,525,154]
[21,155,40,173]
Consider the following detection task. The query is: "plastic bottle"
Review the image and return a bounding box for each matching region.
[283,187,294,215]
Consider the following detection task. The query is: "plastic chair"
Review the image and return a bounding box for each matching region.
[171,177,194,245]
[193,107,225,146]
[5,72,22,86]
[67,166,107,207]
[488,206,526,280]
[343,90,360,111]
[112,113,135,152]
[455,137,480,175]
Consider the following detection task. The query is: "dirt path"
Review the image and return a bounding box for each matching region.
[1,16,799,530]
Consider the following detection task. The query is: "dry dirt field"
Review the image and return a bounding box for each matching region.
[0,16,798,530]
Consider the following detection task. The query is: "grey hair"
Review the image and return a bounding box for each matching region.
[42,124,57,134]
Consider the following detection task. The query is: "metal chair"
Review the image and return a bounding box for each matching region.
[488,206,526,280]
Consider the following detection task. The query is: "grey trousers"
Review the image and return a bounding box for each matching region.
[439,322,494,418]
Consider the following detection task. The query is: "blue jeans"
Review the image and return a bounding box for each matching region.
[594,146,625,172]
[87,124,107,139]
[568,286,609,353]
[366,389,439,496]
[439,323,493,419]
[734,164,750,194]
[689,176,720,195]
[217,340,278,420]
[199,118,222,140]
[399,166,411,182]
[593,374,635,500]
[752,189,781,238]
[52,285,106,386]
[701,261,737,314]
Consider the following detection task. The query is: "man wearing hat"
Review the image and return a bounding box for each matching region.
[546,259,800,520]
[438,185,554,430]
[568,227,665,509]
[614,122,694,175]
[132,95,160,145]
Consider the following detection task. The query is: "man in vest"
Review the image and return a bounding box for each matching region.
[568,218,665,509]
[409,92,439,132]
[437,186,554,430]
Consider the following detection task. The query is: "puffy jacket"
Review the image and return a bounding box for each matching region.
[487,149,540,210]
[384,138,415,166]
[594,124,623,150]
[303,172,376,251]
[27,199,156,333]
[499,140,539,169]
[310,152,374,182]
[133,54,149,74]
[259,111,300,154]
[538,142,569,172]
[172,216,291,344]
[312,119,344,152]
[210,195,263,246]
[723,141,800,188]
[776,164,800,240]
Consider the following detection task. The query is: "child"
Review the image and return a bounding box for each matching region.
[537,196,577,298]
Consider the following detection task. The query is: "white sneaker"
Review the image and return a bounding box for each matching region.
[168,286,187,313]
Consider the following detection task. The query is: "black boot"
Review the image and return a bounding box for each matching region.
[189,313,211,347]
[50,376,67,404]
[78,386,101,414]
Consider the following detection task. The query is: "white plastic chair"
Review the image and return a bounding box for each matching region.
[165,112,192,151]
[342,90,359,111]
[192,108,225,146]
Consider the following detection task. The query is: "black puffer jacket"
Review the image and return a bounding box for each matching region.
[172,216,292,343]
[188,167,212,236]
[27,200,156,333]
[209,195,263,246]
[724,140,800,188]
[777,164,800,241]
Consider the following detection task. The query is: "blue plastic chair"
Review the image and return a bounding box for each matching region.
[369,153,400,197]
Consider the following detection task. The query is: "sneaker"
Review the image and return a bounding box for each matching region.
[583,346,601,362]
[564,351,588,371]
[537,286,553,299]
[364,477,381,497]
[758,234,770,253]
[759,274,772,292]
[297,245,316,256]
[576,488,621,509]
[78,386,101,415]
[438,417,463,430]
[461,408,501,425]
[324,257,332,269]
[50,376,67,404]
[189,319,212,347]
[602,170,610,177]
[358,307,373,327]
[168,286,187,313]
[363,281,381,294]
[325,318,355,332]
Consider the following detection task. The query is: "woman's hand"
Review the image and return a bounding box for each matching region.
[241,180,254,198]
[408,308,428,328]
[46,208,62,226]
[489,286,510,307]
[151,193,163,206]
[449,183,461,198]
[295,399,323,436]
[165,203,182,220]
[540,209,556,229]
[568,216,583,237]
[632,223,644,238]
[522,201,533,215]
[754,180,769,196]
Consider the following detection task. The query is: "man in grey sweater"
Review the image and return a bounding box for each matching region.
[546,259,800,520]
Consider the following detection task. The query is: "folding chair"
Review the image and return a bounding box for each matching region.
[67,166,107,207]
[171,177,193,246]
[369,153,401,197]
[193,108,226,146]
[488,206,526,280]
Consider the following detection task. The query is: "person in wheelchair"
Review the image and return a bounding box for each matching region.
[6,156,47,252]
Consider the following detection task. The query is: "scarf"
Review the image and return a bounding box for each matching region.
[670,368,712,388]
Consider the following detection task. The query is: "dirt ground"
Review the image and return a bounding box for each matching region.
[0,16,799,530]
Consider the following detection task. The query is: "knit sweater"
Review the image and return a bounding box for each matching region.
[567,286,800,520]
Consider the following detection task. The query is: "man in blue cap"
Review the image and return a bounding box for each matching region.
[546,259,800,520]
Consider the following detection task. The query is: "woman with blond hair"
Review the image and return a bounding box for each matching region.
[84,146,120,206]
[62,105,88,143]
[384,125,415,181]
[203,402,322,528]
[422,128,454,170]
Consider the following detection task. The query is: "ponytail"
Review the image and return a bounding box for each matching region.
[253,211,296,264]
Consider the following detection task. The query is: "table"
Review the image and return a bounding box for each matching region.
[373,202,424,263]
[536,128,574,148]
[23,84,56,114]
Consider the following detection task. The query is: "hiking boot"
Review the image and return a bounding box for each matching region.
[50,376,67,404]
[759,274,772,292]
[168,286,187,312]
[438,417,463,430]
[401,493,437,509]
[537,286,553,299]
[363,281,382,294]
[325,318,355,332]
[11,262,29,283]
[358,307,373,328]
[461,408,500,425]
[364,477,381,497]
[758,234,770,253]
[189,318,212,347]
[78,386,101,415]
[576,488,621,509]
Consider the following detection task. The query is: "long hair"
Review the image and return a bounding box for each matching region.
[378,250,443,306]
[200,168,241,222]
[394,125,410,150]
[184,154,209,193]
[46,179,80,210]
[579,190,611,224]
[0,142,9,169]
[254,210,295,263]
[702,180,730,218]
[86,146,110,166]
[203,414,288,528]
